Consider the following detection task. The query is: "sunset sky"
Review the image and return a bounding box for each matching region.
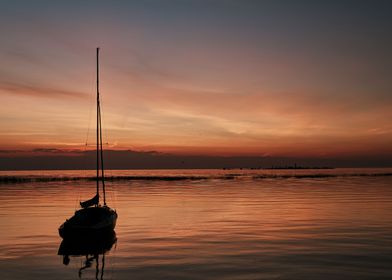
[1,0,391,161]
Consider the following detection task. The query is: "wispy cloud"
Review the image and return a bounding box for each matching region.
[0,81,87,99]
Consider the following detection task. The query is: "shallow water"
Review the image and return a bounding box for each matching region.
[0,169,392,279]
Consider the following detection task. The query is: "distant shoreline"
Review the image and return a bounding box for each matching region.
[1,171,392,184]
[223,166,334,170]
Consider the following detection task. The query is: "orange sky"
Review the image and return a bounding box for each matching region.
[0,1,391,159]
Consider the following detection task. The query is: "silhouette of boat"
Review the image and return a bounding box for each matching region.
[58,230,117,279]
[59,48,117,239]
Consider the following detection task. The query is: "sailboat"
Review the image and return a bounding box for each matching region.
[59,48,118,239]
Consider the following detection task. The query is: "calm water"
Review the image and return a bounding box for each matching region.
[0,168,392,279]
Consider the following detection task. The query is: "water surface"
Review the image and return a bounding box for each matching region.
[0,169,391,279]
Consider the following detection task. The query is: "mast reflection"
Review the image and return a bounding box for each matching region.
[58,230,117,279]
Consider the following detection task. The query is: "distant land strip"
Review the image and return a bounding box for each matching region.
[1,173,392,184]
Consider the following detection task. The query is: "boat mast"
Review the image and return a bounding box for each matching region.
[96,47,107,206]
[96,48,100,204]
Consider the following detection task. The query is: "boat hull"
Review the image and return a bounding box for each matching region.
[59,206,117,239]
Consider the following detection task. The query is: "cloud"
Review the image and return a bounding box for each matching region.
[124,81,392,136]
[0,81,87,99]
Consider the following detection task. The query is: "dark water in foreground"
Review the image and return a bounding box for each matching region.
[0,168,392,279]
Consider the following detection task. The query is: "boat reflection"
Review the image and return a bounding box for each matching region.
[58,230,117,279]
